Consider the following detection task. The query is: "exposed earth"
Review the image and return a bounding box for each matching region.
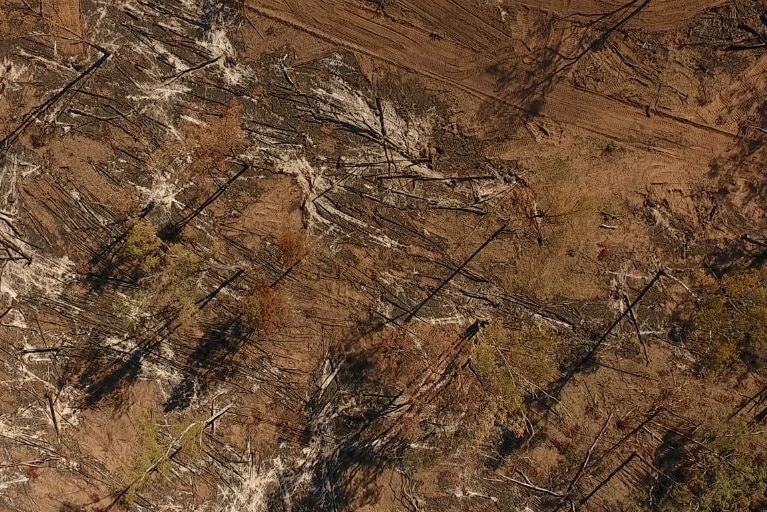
[1,1,767,511]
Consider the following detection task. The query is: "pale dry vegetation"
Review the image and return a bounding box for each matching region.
[474,322,560,415]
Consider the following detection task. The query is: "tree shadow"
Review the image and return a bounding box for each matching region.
[704,236,767,278]
[486,420,528,470]
[650,430,695,504]
[73,316,175,408]
[79,344,148,408]
[157,222,182,243]
[476,44,565,140]
[164,317,253,412]
[84,203,158,291]
[270,347,405,511]
[667,310,693,345]
[84,232,133,292]
[477,0,653,140]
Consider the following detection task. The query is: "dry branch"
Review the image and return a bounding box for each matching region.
[493,469,565,498]
[45,394,59,439]
[583,269,665,363]
[567,412,613,493]
[578,452,638,506]
[196,268,245,310]
[623,293,649,365]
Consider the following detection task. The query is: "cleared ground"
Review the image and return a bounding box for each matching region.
[1,1,767,511]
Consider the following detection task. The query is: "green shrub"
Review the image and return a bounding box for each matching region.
[695,267,767,370]
[164,244,202,284]
[122,411,170,505]
[473,322,559,414]
[175,295,199,330]
[474,341,495,376]
[141,253,161,273]
[655,422,767,512]
[243,294,263,329]
[126,221,161,258]
[171,420,205,461]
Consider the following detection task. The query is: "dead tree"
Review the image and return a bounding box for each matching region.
[0,45,110,153]
[159,164,250,240]
[404,224,507,322]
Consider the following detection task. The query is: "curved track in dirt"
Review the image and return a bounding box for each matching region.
[518,0,729,30]
[247,0,736,162]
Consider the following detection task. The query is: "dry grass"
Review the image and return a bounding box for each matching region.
[186,97,246,176]
[243,285,289,332]
[496,138,657,300]
[146,97,246,182]
[276,227,307,266]
[42,0,83,57]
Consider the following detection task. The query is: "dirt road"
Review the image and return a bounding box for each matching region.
[247,0,736,161]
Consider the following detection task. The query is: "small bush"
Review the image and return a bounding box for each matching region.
[179,422,205,459]
[243,287,287,331]
[164,244,202,284]
[171,420,205,461]
[474,342,496,376]
[114,291,150,334]
[473,322,560,414]
[484,322,559,386]
[473,340,524,413]
[243,294,263,329]
[605,139,619,153]
[496,372,525,413]
[126,220,161,258]
[141,253,161,273]
[122,411,170,505]
[175,295,199,330]
[695,267,767,370]
[276,228,307,266]
[208,237,227,260]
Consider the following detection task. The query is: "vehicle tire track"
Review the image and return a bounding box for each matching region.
[246,0,734,157]
[517,0,728,31]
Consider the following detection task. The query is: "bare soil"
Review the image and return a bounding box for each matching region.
[1,1,767,511]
